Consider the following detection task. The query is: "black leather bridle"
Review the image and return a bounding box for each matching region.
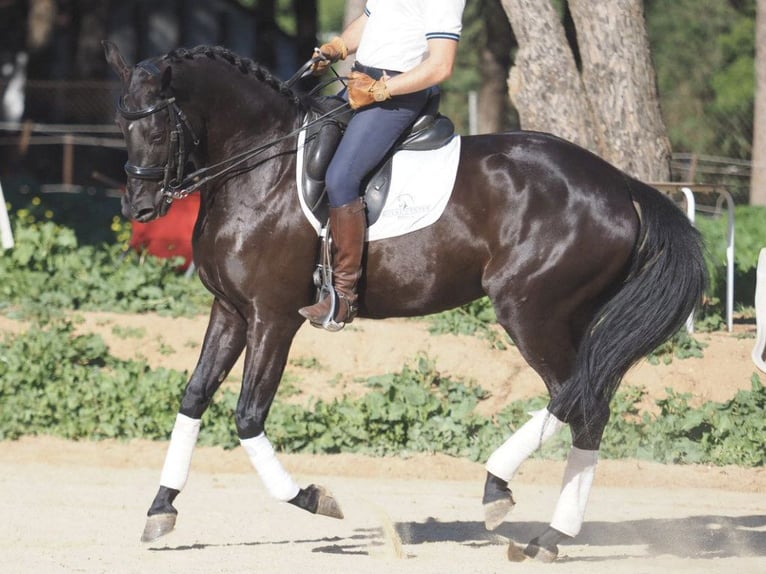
[118,91,200,204]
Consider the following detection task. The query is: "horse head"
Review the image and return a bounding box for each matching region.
[103,41,199,222]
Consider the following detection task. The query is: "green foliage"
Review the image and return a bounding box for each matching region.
[1,319,764,467]
[0,215,211,319]
[638,374,766,466]
[0,319,184,440]
[646,329,707,365]
[427,298,508,349]
[266,354,499,460]
[645,0,754,160]
[709,15,755,159]
[695,205,766,309]
[318,0,345,36]
[0,318,240,445]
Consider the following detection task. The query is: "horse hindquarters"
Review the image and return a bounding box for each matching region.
[548,180,708,437]
[523,182,706,557]
[484,166,706,559]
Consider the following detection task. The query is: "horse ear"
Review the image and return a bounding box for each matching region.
[102,40,131,86]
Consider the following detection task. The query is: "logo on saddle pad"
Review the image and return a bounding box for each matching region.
[296,129,461,242]
[384,194,429,218]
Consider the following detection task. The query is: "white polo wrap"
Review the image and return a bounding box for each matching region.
[241,433,300,502]
[550,447,599,537]
[159,413,201,491]
[486,408,565,481]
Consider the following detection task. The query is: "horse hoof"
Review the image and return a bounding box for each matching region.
[315,486,344,519]
[506,540,528,562]
[523,541,559,563]
[140,513,177,543]
[484,498,514,531]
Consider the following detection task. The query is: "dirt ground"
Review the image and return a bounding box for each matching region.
[1,312,765,572]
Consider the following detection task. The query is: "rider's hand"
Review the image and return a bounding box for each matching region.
[347,71,391,110]
[311,36,348,75]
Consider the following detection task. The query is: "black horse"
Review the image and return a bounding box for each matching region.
[104,42,706,562]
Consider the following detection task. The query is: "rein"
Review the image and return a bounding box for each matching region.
[119,57,349,205]
[165,103,347,202]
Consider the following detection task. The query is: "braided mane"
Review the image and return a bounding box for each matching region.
[165,45,303,108]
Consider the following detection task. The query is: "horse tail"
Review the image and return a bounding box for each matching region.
[548,180,708,437]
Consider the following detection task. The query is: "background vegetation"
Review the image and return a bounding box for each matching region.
[1,314,764,467]
[0,211,764,467]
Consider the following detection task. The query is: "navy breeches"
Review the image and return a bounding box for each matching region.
[325,89,430,208]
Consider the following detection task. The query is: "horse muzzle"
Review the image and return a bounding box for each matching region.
[122,186,170,222]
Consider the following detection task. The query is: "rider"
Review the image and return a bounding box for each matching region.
[298,0,466,328]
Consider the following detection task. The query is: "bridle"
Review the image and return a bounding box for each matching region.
[118,57,348,205]
[118,89,200,204]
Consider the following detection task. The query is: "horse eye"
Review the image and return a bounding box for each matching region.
[150,133,164,144]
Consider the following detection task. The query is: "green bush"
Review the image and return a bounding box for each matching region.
[0,319,185,440]
[0,217,211,319]
[696,205,766,310]
[0,318,241,445]
[3,320,763,467]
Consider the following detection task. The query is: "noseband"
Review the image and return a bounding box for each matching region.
[118,92,199,204]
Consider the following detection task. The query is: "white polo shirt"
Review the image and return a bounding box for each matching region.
[355,0,465,73]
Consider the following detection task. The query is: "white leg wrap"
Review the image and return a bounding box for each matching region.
[241,433,300,502]
[550,447,599,537]
[486,409,565,481]
[159,413,201,491]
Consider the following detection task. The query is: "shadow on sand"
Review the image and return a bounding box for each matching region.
[148,515,765,562]
[397,514,766,560]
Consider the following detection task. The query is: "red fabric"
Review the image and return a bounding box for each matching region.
[129,194,199,270]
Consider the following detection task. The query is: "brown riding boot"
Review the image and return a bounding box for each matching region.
[299,197,366,327]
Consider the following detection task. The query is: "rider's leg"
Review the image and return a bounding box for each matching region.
[299,90,429,326]
[299,197,366,324]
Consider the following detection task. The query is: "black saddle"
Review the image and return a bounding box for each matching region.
[301,89,455,227]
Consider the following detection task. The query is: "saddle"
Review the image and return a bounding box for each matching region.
[301,89,455,227]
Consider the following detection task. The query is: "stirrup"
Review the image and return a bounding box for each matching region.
[316,285,346,332]
[307,226,346,332]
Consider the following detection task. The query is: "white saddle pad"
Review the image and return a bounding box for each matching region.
[296,132,461,242]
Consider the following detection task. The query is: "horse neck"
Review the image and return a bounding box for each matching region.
[182,65,302,166]
[178,63,302,210]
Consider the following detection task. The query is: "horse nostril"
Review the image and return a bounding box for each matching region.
[134,207,156,222]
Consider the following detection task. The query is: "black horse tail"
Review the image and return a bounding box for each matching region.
[548,180,708,443]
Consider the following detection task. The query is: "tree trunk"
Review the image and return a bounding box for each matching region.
[478,0,514,134]
[752,0,766,205]
[500,0,670,181]
[499,0,597,151]
[569,0,671,181]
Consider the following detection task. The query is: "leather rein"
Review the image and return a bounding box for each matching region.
[118,57,347,205]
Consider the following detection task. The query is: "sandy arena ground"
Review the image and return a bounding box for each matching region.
[1,314,765,572]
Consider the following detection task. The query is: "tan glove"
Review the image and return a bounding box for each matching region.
[312,36,348,75]
[347,70,391,110]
